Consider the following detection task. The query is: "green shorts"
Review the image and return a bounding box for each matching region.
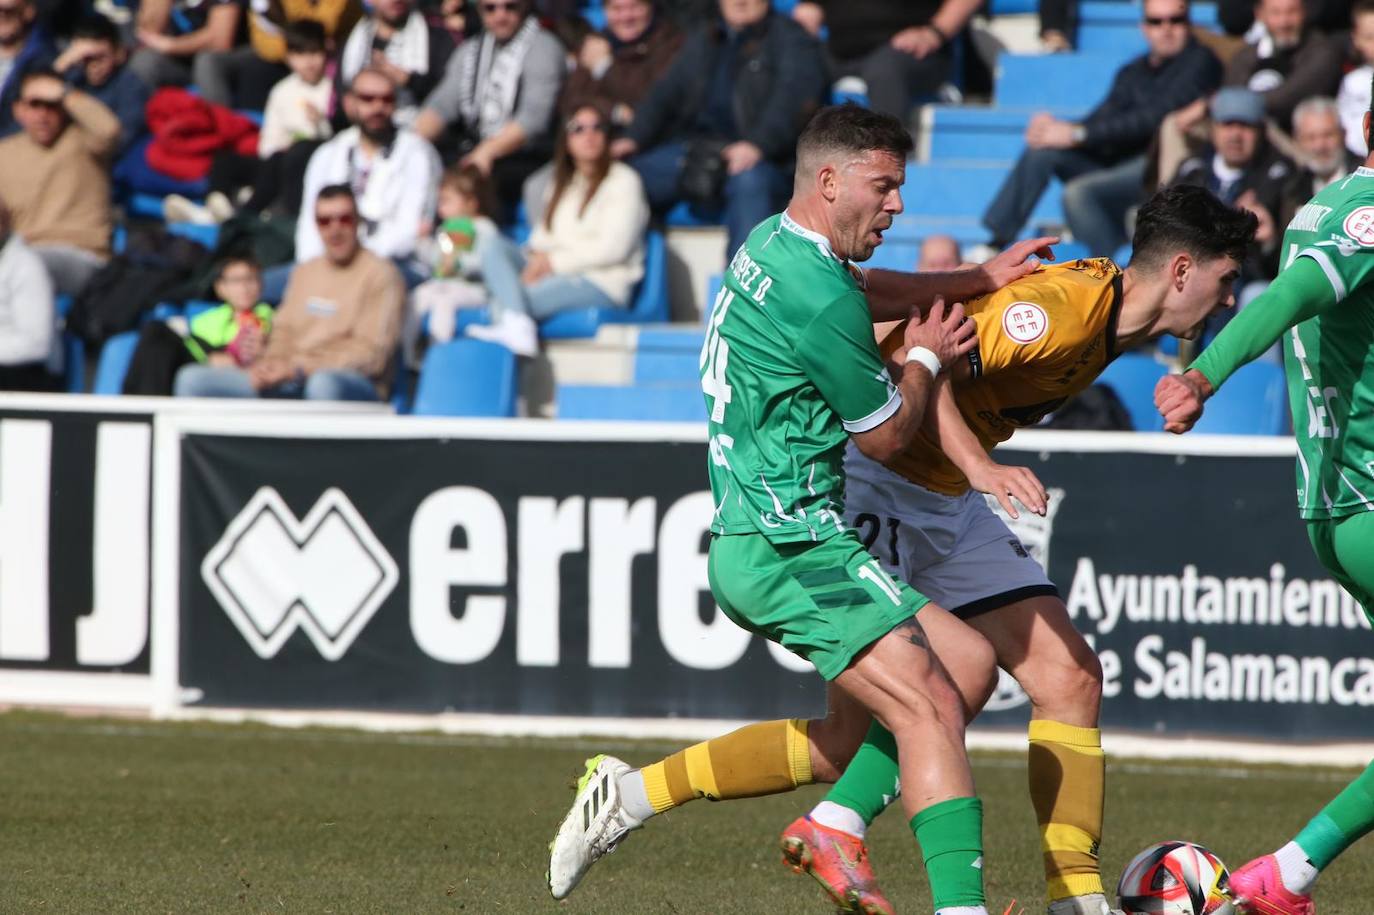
[1307,512,1374,625]
[707,530,930,680]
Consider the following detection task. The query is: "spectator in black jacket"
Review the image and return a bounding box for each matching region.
[982,0,1221,256]
[611,0,827,260]
[790,0,981,121]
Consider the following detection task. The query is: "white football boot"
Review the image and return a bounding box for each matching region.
[547,754,643,899]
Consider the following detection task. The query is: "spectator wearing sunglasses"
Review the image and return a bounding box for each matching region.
[980,0,1221,256]
[0,0,55,139]
[294,67,441,280]
[0,68,119,297]
[415,0,565,217]
[469,104,648,355]
[175,184,405,401]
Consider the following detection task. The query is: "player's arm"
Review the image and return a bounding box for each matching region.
[1155,254,1339,433]
[849,299,977,462]
[862,236,1057,322]
[923,376,1048,517]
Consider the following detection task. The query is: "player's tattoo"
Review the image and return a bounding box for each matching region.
[895,618,929,651]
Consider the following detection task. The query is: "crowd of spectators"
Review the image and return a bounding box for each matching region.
[0,0,1371,404]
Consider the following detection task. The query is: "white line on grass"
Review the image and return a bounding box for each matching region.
[0,717,1360,782]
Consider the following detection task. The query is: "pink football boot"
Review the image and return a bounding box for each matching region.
[1228,855,1315,915]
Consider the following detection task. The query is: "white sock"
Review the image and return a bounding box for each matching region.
[1273,841,1319,895]
[615,769,656,823]
[934,907,987,915]
[808,800,867,839]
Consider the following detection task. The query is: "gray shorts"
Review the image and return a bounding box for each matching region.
[844,450,1058,618]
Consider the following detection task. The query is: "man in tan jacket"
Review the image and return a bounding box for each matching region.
[0,68,119,296]
[173,185,406,401]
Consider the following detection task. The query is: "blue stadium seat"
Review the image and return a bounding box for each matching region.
[540,229,670,339]
[558,383,703,421]
[411,339,517,416]
[167,221,220,249]
[665,200,723,228]
[899,163,1064,226]
[634,328,704,385]
[92,330,141,395]
[926,107,1031,161]
[1098,352,1169,431]
[1191,361,1289,435]
[63,333,84,393]
[995,54,1126,111]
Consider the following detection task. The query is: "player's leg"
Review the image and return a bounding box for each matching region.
[1230,514,1374,915]
[966,593,1111,915]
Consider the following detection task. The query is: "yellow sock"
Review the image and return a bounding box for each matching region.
[639,719,812,814]
[1029,719,1106,901]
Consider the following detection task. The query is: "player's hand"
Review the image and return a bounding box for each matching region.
[1154,369,1214,434]
[904,296,976,370]
[966,460,1048,519]
[980,236,1057,293]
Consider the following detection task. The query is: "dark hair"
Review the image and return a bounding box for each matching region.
[71,15,122,45]
[18,68,62,93]
[316,184,357,207]
[544,103,612,231]
[216,255,260,280]
[1130,185,1257,270]
[285,19,327,54]
[796,104,914,171]
[440,163,499,219]
[1354,0,1374,19]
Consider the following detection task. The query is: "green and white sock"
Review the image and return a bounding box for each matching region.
[1289,758,1374,891]
[912,796,986,911]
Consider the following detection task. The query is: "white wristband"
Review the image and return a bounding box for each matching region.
[905,346,942,377]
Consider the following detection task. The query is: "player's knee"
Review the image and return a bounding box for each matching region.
[1030,649,1103,714]
[881,669,967,741]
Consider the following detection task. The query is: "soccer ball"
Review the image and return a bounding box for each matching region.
[1116,840,1237,915]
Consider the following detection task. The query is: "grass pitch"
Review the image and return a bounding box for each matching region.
[1,711,1371,914]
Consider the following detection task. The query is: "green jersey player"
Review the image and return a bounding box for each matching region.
[1154,107,1374,915]
[549,105,1051,915]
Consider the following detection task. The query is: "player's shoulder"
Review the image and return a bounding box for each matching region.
[1305,171,1374,242]
[971,258,1120,345]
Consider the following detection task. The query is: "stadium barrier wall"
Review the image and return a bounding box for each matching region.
[0,395,385,708]
[2,398,1370,744]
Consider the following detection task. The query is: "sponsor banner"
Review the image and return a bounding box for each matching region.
[176,426,818,718]
[174,421,1374,739]
[0,398,154,674]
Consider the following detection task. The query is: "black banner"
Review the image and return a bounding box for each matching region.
[180,434,820,718]
[0,402,152,674]
[176,429,1374,739]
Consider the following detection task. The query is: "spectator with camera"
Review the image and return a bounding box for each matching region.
[614,0,826,261]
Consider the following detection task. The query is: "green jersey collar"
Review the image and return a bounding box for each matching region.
[781,210,840,261]
[1357,166,1374,178]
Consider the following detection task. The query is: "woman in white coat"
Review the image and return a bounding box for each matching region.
[468,104,650,355]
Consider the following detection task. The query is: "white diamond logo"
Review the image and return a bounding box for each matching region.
[202,487,398,660]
